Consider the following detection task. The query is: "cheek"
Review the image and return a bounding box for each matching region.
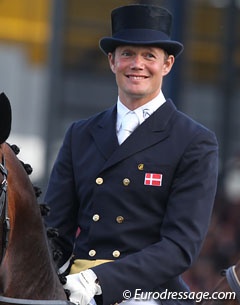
[114,60,126,72]
[149,65,163,77]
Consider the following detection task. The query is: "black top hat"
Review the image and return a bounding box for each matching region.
[99,4,184,57]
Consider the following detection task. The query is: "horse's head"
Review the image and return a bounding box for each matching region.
[0,93,12,145]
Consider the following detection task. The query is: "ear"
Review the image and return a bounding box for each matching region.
[108,52,116,73]
[0,92,12,144]
[162,55,175,76]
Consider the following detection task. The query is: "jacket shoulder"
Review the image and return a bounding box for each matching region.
[174,105,216,139]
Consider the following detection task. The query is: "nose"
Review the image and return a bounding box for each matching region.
[130,54,144,69]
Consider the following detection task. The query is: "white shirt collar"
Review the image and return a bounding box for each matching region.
[116,91,166,132]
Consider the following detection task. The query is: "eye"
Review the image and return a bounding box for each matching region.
[121,50,132,57]
[145,53,156,59]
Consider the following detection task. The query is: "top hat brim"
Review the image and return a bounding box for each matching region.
[99,32,184,58]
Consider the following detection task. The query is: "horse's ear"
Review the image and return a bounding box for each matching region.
[0,92,12,144]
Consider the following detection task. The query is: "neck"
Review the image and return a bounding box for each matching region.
[118,91,164,111]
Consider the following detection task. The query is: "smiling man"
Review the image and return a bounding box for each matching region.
[44,4,219,305]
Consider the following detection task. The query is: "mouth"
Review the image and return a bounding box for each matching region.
[127,75,148,80]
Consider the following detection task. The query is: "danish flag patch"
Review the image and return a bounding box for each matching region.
[144,173,162,186]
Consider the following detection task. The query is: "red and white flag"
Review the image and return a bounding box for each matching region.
[144,173,162,186]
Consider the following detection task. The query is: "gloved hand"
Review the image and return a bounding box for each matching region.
[63,269,102,305]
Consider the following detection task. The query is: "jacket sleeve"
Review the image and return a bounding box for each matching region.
[92,129,218,305]
[44,122,78,267]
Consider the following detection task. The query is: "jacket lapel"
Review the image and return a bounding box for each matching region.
[90,105,119,160]
[90,100,177,172]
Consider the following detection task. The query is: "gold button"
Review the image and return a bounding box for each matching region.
[123,178,130,186]
[89,249,96,257]
[112,250,120,258]
[116,216,124,224]
[93,214,100,222]
[96,177,103,185]
[138,163,144,170]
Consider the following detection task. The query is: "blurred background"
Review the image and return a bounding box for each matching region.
[0,0,240,294]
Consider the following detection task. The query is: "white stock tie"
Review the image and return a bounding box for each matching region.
[118,111,139,145]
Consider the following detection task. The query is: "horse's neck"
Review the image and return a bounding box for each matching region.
[0,145,66,300]
[1,203,65,299]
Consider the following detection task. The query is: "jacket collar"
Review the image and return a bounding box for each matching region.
[90,99,177,171]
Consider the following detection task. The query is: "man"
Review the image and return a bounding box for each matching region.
[44,4,218,305]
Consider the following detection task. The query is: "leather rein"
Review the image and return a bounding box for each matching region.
[0,154,10,264]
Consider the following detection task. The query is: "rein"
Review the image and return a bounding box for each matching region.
[225,265,240,302]
[0,296,75,305]
[0,154,10,263]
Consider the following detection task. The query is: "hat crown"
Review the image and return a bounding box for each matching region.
[111,4,173,38]
[99,4,184,57]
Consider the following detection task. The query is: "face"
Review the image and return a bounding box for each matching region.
[108,45,175,109]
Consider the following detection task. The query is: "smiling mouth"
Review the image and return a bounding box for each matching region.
[127,75,148,80]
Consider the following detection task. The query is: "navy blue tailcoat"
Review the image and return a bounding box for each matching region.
[44,99,218,305]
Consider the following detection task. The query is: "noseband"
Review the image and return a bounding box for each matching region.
[0,154,10,264]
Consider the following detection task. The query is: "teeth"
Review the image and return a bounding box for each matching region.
[129,76,145,80]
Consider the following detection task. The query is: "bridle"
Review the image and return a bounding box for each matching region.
[0,152,74,305]
[0,153,10,264]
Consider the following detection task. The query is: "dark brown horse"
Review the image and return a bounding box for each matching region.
[0,93,71,305]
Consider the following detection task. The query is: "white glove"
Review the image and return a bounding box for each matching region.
[63,269,101,305]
